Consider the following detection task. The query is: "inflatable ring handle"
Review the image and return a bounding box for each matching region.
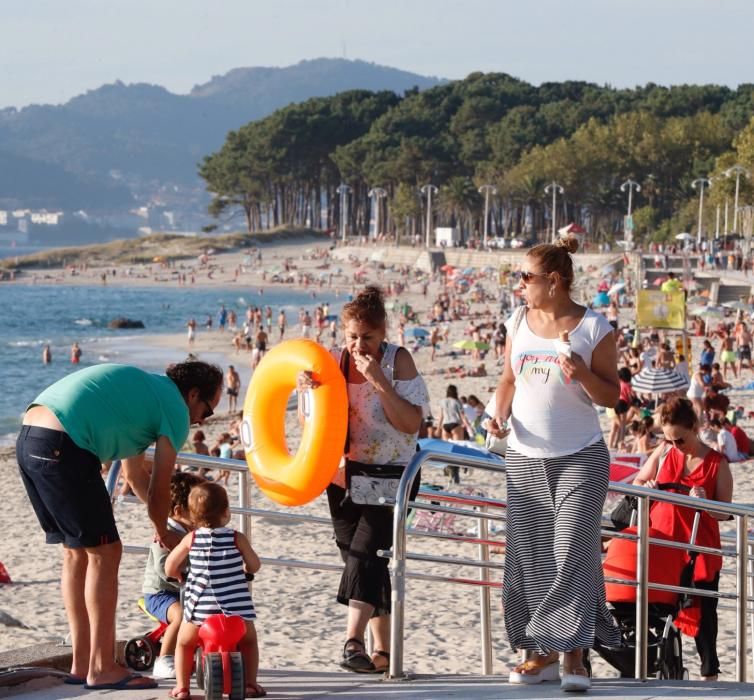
[241,339,348,506]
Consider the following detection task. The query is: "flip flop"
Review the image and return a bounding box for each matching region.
[245,682,267,698]
[63,675,86,685]
[168,689,191,700]
[84,672,158,690]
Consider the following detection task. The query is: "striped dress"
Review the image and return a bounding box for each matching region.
[183,527,256,623]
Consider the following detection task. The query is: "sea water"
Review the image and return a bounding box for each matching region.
[0,283,341,445]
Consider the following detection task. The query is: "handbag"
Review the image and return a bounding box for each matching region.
[610,480,689,531]
[339,346,413,505]
[345,460,404,506]
[485,431,508,456]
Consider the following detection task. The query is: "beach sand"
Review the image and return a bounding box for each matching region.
[0,238,752,681]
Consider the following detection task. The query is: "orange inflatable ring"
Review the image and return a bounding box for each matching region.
[240,339,348,506]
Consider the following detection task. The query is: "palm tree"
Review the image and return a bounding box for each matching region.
[439,177,482,243]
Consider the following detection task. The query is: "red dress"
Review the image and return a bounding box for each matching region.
[650,446,722,583]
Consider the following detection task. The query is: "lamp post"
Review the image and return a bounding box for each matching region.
[724,165,751,233]
[336,183,352,243]
[478,184,497,249]
[367,187,387,241]
[544,182,564,243]
[691,178,710,246]
[620,179,641,247]
[420,184,438,248]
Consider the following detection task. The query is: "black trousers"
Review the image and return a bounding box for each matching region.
[326,473,420,617]
[694,573,720,677]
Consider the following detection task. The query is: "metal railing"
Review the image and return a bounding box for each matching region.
[108,447,754,684]
[387,449,754,682]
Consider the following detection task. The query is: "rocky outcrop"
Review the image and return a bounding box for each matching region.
[108,318,145,329]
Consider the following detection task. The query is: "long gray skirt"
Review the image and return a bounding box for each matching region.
[503,439,621,654]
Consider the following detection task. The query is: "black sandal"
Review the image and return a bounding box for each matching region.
[368,649,390,674]
[339,638,375,673]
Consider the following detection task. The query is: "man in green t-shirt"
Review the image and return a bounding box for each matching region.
[17,361,223,690]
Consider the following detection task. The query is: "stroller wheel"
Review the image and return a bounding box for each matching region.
[124,636,157,671]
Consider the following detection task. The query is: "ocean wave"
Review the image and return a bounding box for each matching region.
[74,318,94,326]
[6,339,50,347]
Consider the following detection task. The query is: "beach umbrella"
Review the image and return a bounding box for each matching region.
[608,282,626,296]
[723,300,753,311]
[418,438,504,463]
[462,267,475,276]
[693,306,726,319]
[687,295,707,305]
[631,367,689,395]
[453,339,490,351]
[406,327,430,338]
[675,232,694,241]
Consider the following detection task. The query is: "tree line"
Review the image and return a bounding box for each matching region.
[199,72,754,244]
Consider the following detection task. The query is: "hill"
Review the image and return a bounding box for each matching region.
[0,58,442,200]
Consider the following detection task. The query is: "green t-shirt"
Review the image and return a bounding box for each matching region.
[31,364,190,461]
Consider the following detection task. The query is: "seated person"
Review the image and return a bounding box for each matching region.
[724,417,753,456]
[703,386,730,421]
[142,472,203,679]
[710,419,748,461]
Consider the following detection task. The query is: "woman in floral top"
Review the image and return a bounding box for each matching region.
[298,286,429,674]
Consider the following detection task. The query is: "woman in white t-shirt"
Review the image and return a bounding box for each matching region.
[491,236,621,692]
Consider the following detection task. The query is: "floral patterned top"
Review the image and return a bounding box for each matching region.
[333,343,430,465]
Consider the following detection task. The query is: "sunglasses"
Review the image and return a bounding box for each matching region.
[518,270,550,284]
[664,437,685,447]
[201,399,214,420]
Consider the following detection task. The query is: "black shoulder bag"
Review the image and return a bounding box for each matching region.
[341,345,410,506]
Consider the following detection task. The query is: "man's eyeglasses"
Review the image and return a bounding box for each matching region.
[201,399,214,420]
[664,436,685,447]
[518,270,549,284]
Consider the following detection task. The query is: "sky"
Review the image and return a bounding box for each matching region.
[2,0,753,109]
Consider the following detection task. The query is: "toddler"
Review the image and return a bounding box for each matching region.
[141,472,203,679]
[166,481,264,699]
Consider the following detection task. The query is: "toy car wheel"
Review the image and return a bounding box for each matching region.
[228,652,245,700]
[124,636,157,671]
[203,652,224,700]
[194,647,205,690]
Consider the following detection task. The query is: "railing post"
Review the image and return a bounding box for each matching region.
[105,459,122,499]
[388,453,422,680]
[635,494,649,681]
[737,515,748,682]
[238,469,251,540]
[748,539,754,680]
[478,506,493,675]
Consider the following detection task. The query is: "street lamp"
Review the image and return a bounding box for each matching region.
[544,182,564,243]
[620,179,641,247]
[478,184,497,249]
[724,165,751,233]
[420,184,438,248]
[367,187,387,241]
[691,178,710,245]
[336,183,352,243]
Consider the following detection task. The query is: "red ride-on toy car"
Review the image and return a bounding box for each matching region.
[193,613,246,700]
[124,598,169,671]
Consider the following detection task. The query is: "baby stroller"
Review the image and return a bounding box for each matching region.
[594,483,699,679]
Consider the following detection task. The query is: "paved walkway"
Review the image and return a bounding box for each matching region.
[3,670,754,700]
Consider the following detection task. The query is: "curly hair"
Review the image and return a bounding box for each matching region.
[170,471,204,515]
[166,360,223,402]
[527,235,579,292]
[341,285,387,328]
[188,481,229,528]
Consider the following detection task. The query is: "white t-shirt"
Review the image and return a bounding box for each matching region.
[717,428,741,462]
[640,348,656,370]
[506,307,614,458]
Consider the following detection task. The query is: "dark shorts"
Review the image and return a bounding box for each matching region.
[144,590,180,623]
[227,388,239,397]
[16,426,119,548]
[443,422,460,432]
[614,399,629,415]
[740,345,752,361]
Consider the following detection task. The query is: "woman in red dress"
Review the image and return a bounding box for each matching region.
[633,397,733,681]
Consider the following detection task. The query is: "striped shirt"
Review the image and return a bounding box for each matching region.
[183,527,256,623]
